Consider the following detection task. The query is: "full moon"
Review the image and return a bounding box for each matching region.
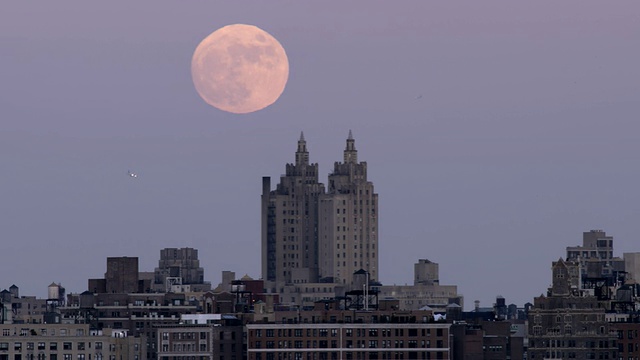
[191,24,289,114]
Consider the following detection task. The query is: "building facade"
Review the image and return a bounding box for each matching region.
[624,252,640,284]
[155,314,244,360]
[377,260,462,312]
[261,132,326,292]
[318,131,379,285]
[60,292,198,360]
[247,306,450,360]
[612,321,640,359]
[528,259,618,360]
[105,257,139,294]
[0,323,144,360]
[566,230,625,281]
[262,132,379,299]
[152,248,212,293]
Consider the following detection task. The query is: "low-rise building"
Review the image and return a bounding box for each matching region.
[155,314,244,360]
[60,292,198,360]
[247,302,450,360]
[377,260,462,312]
[0,323,145,360]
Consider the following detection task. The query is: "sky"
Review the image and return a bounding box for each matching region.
[1,1,639,309]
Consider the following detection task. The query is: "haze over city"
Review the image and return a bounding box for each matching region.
[1,1,639,310]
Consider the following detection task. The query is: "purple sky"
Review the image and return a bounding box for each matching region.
[1,1,639,309]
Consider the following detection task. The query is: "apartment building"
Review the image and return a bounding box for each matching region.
[247,303,450,360]
[0,323,144,360]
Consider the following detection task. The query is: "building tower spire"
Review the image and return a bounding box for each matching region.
[296,131,309,165]
[344,130,357,164]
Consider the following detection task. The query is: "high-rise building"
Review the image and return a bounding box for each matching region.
[152,247,211,292]
[566,230,625,279]
[262,132,378,295]
[415,259,439,286]
[318,130,379,285]
[262,132,326,292]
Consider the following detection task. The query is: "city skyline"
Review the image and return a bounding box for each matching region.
[2,1,640,310]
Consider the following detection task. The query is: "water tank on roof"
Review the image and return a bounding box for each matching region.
[0,290,11,303]
[48,283,60,300]
[9,285,19,298]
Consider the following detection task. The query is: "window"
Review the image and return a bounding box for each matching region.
[565,325,572,335]
[533,326,542,336]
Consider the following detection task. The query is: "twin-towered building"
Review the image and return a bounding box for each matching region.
[261,131,379,294]
[260,132,462,310]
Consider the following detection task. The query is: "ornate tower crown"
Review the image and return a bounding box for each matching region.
[344,130,357,164]
[295,131,309,165]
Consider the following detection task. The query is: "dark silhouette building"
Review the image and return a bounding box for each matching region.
[152,247,211,292]
[105,256,139,293]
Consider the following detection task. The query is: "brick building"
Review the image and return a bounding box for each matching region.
[246,303,450,360]
[528,259,618,359]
